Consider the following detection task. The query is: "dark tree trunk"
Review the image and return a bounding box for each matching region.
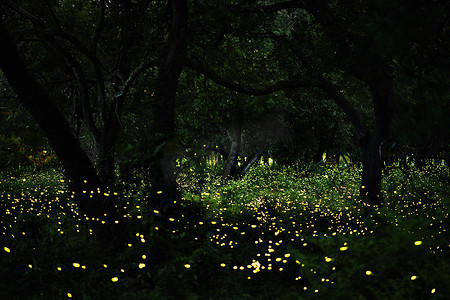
[313,142,325,163]
[223,113,243,181]
[0,20,119,230]
[150,0,187,211]
[359,73,394,204]
[360,134,383,204]
[96,139,116,185]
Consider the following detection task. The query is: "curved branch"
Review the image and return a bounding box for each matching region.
[236,1,303,13]
[184,58,313,96]
[260,30,365,137]
[112,60,159,101]
[315,78,366,137]
[57,46,100,142]
[184,58,365,138]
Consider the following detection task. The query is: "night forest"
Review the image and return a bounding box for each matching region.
[1,0,450,299]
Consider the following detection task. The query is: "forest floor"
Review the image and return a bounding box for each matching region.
[1,162,449,299]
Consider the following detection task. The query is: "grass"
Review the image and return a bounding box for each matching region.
[1,161,449,299]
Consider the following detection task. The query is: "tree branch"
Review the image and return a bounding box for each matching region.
[315,78,366,137]
[185,57,365,137]
[112,60,159,100]
[236,1,303,13]
[184,58,313,96]
[260,30,366,137]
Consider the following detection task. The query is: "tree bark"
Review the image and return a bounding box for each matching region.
[222,117,243,181]
[360,134,382,204]
[96,137,116,185]
[360,72,394,204]
[150,0,188,211]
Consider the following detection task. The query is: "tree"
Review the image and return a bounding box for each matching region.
[3,0,156,184]
[0,18,119,229]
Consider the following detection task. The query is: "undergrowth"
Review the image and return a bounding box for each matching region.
[1,162,449,299]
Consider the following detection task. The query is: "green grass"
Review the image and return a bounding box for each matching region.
[1,162,449,299]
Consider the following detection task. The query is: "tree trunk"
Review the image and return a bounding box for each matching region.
[359,73,394,205]
[360,134,383,204]
[96,140,116,185]
[223,115,243,181]
[150,0,187,212]
[313,142,325,163]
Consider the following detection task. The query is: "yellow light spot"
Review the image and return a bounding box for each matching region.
[57,267,62,271]
[104,193,110,196]
[184,264,191,269]
[28,264,33,269]
[414,241,422,246]
[411,275,418,280]
[431,288,436,294]
[366,270,372,275]
[73,263,80,268]
[4,247,10,253]
[153,210,159,214]
[325,257,332,262]
[111,277,118,282]
[67,293,72,298]
[340,246,348,251]
[157,191,163,194]
[220,263,226,267]
[284,253,291,258]
[138,263,146,269]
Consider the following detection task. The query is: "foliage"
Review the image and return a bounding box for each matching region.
[0,135,57,170]
[1,161,450,299]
